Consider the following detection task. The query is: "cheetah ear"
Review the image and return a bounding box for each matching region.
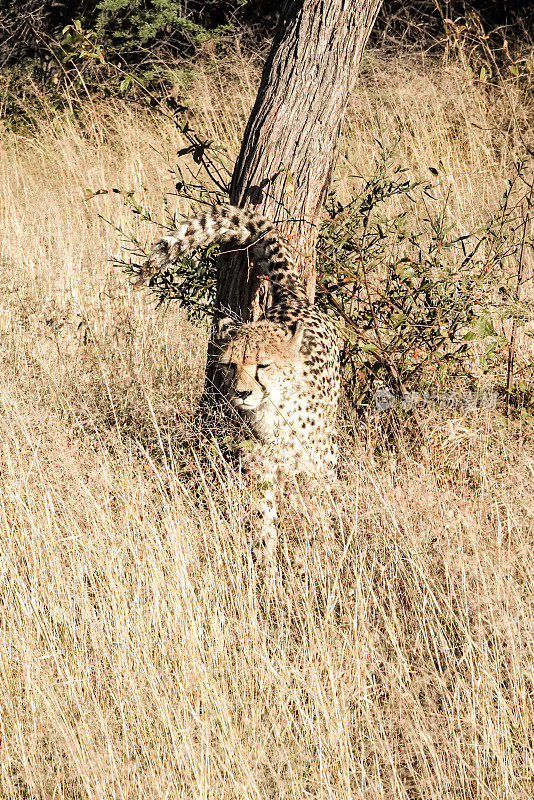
[287,319,305,353]
[213,315,239,346]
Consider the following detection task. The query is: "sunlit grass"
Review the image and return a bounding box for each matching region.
[0,50,533,798]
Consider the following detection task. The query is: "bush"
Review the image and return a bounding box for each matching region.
[92,0,240,56]
[109,139,533,413]
[317,147,534,408]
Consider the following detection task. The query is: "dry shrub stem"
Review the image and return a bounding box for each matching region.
[506,178,534,415]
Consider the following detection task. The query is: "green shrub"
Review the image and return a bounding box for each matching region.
[93,0,238,54]
[109,143,533,412]
[317,147,533,407]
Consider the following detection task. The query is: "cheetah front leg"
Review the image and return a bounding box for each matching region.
[248,456,281,576]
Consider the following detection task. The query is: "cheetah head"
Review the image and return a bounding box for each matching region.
[216,318,304,411]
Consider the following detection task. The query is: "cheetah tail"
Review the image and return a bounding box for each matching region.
[135,205,306,301]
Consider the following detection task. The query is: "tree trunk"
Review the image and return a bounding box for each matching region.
[204,0,383,401]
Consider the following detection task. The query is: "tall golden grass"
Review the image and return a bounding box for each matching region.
[0,51,533,798]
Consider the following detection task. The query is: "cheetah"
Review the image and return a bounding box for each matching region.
[137,206,340,567]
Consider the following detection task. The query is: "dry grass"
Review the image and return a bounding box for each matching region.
[0,51,533,799]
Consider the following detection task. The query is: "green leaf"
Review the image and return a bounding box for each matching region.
[119,76,133,93]
[477,313,495,338]
[390,312,407,328]
[83,188,108,201]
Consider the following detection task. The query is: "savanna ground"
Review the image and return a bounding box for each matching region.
[1,47,534,798]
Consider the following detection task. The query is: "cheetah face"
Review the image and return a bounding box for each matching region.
[217,319,304,411]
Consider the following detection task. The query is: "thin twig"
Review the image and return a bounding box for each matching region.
[505,177,534,415]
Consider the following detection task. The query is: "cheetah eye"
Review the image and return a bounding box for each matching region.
[256,363,271,370]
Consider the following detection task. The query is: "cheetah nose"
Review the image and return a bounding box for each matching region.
[234,389,252,400]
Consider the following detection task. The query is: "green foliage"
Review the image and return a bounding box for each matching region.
[93,0,235,52]
[61,19,105,65]
[103,124,230,321]
[1,1,246,117]
[107,141,533,411]
[317,148,533,407]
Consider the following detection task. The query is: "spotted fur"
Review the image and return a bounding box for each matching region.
[140,206,340,568]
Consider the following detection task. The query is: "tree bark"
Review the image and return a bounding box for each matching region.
[204,0,383,402]
[221,0,382,311]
